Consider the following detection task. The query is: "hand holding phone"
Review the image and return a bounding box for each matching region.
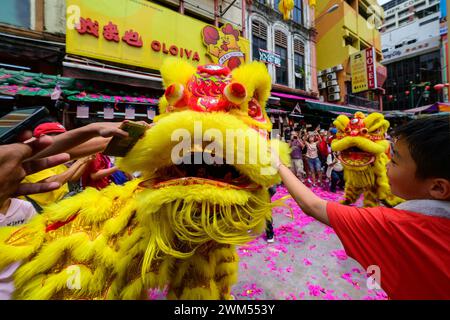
[103,121,148,157]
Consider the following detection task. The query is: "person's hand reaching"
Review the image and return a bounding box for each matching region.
[0,136,70,204]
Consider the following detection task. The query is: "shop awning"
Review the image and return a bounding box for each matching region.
[0,68,77,89]
[404,103,440,113]
[304,99,375,114]
[271,92,306,101]
[266,108,290,114]
[0,84,79,97]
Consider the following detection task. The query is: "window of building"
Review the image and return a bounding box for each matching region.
[293,0,303,25]
[293,39,305,90]
[416,4,440,19]
[414,1,426,10]
[252,20,268,62]
[399,17,410,26]
[0,0,30,28]
[275,30,288,86]
[398,8,410,18]
[274,0,281,11]
[345,0,356,9]
[384,22,396,31]
[419,16,439,26]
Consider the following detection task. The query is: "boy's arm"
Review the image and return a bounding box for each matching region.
[278,163,329,225]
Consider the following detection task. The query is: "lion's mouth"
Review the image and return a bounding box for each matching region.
[338,147,376,167]
[140,160,260,191]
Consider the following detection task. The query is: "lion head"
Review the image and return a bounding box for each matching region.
[118,58,289,273]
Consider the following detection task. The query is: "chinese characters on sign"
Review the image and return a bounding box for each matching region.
[103,22,119,42]
[76,17,99,38]
[77,17,143,48]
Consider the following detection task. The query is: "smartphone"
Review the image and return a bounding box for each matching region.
[0,107,49,145]
[103,121,148,157]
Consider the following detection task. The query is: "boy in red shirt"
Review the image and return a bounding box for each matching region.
[274,115,450,299]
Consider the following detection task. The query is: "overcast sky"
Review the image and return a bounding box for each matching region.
[378,0,391,5]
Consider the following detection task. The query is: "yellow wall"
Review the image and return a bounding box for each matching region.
[315,0,383,103]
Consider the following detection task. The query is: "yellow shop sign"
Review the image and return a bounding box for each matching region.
[66,0,249,71]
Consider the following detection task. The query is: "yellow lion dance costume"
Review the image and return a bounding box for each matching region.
[0,59,290,300]
[331,112,403,208]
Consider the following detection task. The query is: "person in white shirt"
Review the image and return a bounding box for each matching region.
[0,198,37,300]
[326,151,344,193]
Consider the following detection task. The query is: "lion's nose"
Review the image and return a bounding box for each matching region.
[350,129,359,137]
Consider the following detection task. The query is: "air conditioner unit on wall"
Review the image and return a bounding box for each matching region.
[326,80,338,87]
[318,77,323,84]
[318,70,325,76]
[326,68,332,74]
[328,93,340,101]
[326,73,337,81]
[332,64,344,72]
[328,85,341,94]
[318,82,326,90]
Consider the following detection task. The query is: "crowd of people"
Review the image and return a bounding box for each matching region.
[282,123,344,192]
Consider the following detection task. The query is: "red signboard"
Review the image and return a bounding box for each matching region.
[365,47,377,90]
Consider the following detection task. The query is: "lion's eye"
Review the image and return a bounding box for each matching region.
[361,128,368,135]
[247,98,262,119]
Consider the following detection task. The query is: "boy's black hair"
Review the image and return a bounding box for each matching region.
[393,115,450,180]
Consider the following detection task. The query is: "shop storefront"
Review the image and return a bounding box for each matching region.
[61,0,250,127]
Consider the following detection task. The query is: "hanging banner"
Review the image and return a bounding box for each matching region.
[350,47,377,93]
[66,0,249,71]
[104,104,114,119]
[147,106,156,120]
[76,104,89,118]
[125,105,135,119]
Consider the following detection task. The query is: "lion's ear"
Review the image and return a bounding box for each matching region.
[364,113,390,133]
[160,58,196,89]
[231,61,271,110]
[333,115,349,132]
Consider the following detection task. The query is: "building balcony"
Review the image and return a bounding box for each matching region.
[342,1,382,50]
[346,94,380,110]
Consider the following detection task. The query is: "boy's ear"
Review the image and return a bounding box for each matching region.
[428,178,450,200]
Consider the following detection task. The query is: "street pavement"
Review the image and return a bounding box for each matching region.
[231,185,388,300]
